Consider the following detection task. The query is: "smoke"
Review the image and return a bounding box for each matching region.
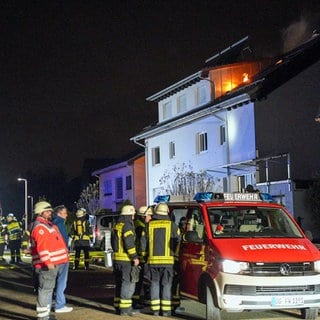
[281,16,310,53]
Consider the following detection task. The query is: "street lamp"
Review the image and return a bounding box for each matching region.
[28,195,34,217]
[17,178,28,231]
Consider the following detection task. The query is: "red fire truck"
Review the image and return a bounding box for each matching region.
[168,192,320,320]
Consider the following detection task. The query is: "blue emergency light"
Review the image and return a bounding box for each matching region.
[154,195,170,203]
[259,193,274,202]
[193,192,214,201]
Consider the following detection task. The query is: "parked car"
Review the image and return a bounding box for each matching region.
[93,212,119,250]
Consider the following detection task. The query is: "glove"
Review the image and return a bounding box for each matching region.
[130,265,141,283]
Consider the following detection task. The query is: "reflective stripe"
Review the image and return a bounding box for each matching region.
[36,305,50,318]
[161,299,172,311]
[113,252,131,261]
[127,247,137,255]
[161,299,171,306]
[151,299,160,311]
[119,298,132,309]
[151,299,161,305]
[123,230,134,237]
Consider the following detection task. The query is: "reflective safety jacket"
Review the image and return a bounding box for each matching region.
[30,216,69,268]
[142,214,180,266]
[111,216,138,263]
[7,220,23,241]
[0,224,7,244]
[72,218,93,241]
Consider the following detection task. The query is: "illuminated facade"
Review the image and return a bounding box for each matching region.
[131,35,320,234]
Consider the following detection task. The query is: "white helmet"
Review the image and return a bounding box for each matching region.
[6,213,15,222]
[155,203,169,215]
[144,207,154,216]
[137,206,148,216]
[121,205,136,216]
[34,201,53,215]
[76,208,86,218]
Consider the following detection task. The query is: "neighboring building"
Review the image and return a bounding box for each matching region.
[131,35,320,234]
[92,149,146,212]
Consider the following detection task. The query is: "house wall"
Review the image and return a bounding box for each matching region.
[158,80,211,123]
[133,156,146,209]
[146,101,256,203]
[99,165,133,212]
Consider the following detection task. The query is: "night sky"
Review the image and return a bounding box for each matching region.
[1,1,319,213]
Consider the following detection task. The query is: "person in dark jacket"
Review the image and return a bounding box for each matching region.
[6,213,23,264]
[111,205,140,316]
[132,205,153,308]
[52,205,73,313]
[142,203,180,317]
[71,208,93,270]
[0,218,7,263]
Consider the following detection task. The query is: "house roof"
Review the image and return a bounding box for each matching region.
[92,147,144,176]
[146,36,251,103]
[132,33,320,142]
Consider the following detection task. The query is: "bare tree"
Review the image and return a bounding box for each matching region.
[76,181,100,215]
[159,163,217,197]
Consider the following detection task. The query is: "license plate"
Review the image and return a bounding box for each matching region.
[271,296,304,306]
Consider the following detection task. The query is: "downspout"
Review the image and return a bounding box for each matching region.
[265,159,270,193]
[212,112,230,192]
[287,153,291,192]
[132,138,149,205]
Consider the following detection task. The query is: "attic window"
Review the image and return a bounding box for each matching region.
[163,101,172,119]
[177,94,187,113]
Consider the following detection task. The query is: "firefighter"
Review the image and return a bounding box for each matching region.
[111,205,140,316]
[0,218,7,263]
[132,205,153,308]
[6,213,23,264]
[72,208,93,270]
[142,203,180,317]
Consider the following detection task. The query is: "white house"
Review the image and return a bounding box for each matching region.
[131,35,320,234]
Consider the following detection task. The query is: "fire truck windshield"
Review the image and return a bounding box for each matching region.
[207,206,303,238]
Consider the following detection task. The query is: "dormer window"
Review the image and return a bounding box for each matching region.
[177,94,187,113]
[196,85,207,105]
[163,101,172,120]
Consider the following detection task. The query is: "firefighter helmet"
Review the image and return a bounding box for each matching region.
[6,213,15,222]
[76,208,86,218]
[121,205,136,216]
[155,203,169,215]
[137,206,148,216]
[34,201,53,215]
[144,207,154,216]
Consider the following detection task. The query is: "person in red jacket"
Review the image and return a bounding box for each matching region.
[30,201,69,320]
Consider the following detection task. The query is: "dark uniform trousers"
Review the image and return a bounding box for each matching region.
[150,265,173,313]
[171,262,181,311]
[132,263,145,306]
[9,239,22,263]
[113,262,136,313]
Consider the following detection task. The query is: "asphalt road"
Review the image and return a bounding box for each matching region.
[0,253,316,320]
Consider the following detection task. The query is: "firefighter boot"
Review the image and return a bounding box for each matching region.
[73,261,79,270]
